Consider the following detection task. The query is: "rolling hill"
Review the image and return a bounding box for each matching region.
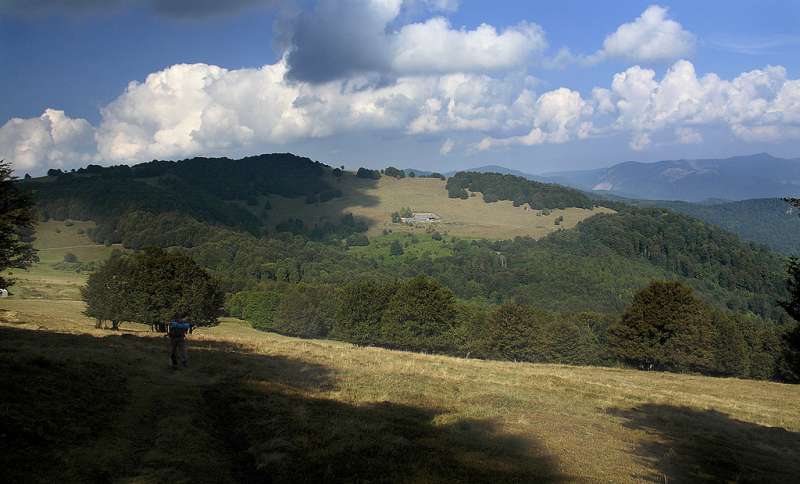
[634,198,800,255]
[541,153,800,202]
[17,154,793,324]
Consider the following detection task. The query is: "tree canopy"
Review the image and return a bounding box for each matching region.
[608,281,716,372]
[0,160,37,289]
[82,248,223,330]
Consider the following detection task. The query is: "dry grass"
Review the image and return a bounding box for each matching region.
[2,297,798,482]
[6,221,123,300]
[265,174,614,238]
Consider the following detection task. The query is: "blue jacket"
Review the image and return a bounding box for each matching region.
[167,321,193,338]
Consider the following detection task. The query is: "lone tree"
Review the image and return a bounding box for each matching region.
[81,252,133,330]
[83,248,223,331]
[0,160,37,289]
[607,281,716,372]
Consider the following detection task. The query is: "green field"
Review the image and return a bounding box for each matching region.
[347,232,455,263]
[264,174,614,239]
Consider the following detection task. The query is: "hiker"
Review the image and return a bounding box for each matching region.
[167,315,194,368]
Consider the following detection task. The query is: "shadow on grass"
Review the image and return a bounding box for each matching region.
[0,326,566,483]
[609,404,800,483]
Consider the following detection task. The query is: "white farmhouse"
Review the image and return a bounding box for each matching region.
[401,212,441,223]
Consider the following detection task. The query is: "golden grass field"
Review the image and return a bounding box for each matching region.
[6,220,123,300]
[265,174,614,238]
[2,298,799,482]
[2,223,800,482]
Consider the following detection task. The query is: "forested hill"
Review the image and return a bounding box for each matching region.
[639,198,800,255]
[435,170,789,321]
[20,156,793,323]
[25,153,342,235]
[446,171,594,209]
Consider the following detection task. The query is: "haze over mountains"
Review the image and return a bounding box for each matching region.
[456,153,800,203]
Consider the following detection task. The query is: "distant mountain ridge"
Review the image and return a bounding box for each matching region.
[539,153,800,202]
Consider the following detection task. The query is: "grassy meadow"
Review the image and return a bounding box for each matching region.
[263,174,614,238]
[3,234,800,482]
[6,220,123,300]
[2,298,800,482]
[2,212,800,482]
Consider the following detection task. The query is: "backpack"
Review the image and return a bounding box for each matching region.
[168,321,191,338]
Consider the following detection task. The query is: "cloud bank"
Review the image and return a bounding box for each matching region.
[1,2,799,173]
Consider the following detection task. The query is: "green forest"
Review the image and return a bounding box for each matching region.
[18,156,800,382]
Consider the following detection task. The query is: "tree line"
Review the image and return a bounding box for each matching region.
[224,277,798,381]
[446,171,595,209]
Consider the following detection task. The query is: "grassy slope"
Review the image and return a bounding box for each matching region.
[3,190,799,482]
[7,220,123,300]
[264,174,613,238]
[2,296,800,482]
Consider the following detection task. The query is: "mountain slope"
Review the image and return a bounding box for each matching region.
[637,198,800,255]
[542,153,800,202]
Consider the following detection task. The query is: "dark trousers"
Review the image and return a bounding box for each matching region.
[169,337,188,367]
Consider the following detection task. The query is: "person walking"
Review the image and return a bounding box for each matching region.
[167,315,194,369]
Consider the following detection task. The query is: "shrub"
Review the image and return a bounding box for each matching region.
[356,167,381,179]
[346,234,369,247]
[384,166,405,179]
[389,240,404,256]
[63,252,79,263]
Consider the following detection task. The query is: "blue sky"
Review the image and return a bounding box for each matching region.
[2,0,799,175]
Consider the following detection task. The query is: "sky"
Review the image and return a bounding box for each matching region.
[1,0,799,176]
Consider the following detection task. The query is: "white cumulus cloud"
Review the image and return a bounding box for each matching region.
[589,5,695,63]
[2,57,800,172]
[391,18,546,74]
[282,0,547,82]
[0,109,96,172]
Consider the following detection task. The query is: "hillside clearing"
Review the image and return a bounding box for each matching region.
[2,297,799,483]
[6,220,123,300]
[265,175,614,239]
